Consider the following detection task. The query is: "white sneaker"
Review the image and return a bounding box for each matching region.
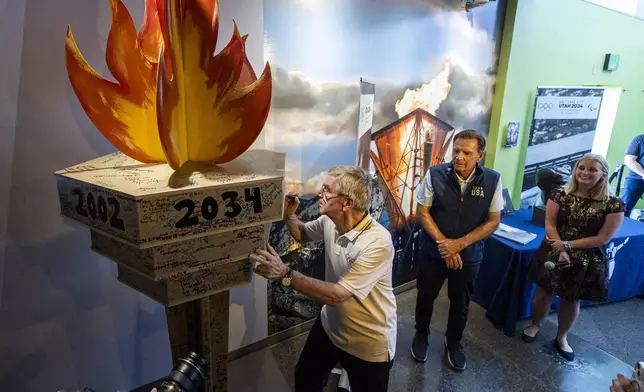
[338,369,351,392]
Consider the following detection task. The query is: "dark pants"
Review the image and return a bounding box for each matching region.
[622,177,644,217]
[415,258,480,342]
[294,317,392,392]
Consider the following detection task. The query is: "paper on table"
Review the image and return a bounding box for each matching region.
[494,223,538,245]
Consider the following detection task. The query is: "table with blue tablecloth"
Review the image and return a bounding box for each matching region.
[472,208,644,336]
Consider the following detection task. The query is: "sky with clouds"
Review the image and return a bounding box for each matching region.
[263,0,505,192]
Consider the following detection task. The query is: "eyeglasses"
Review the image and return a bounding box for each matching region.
[319,186,346,202]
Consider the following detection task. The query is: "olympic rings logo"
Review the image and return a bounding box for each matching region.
[537,103,554,110]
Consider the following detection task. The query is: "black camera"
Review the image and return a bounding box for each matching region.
[63,352,207,392]
[131,351,207,392]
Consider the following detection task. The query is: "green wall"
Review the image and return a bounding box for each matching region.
[487,0,644,207]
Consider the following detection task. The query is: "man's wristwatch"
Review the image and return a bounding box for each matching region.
[281,267,293,287]
[563,241,571,252]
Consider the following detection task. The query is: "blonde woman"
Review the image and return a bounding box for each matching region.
[522,154,625,361]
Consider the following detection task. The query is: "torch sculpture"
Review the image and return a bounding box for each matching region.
[55,1,283,390]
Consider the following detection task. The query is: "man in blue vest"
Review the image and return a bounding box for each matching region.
[411,130,502,371]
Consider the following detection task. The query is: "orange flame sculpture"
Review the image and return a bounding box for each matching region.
[65,0,272,170]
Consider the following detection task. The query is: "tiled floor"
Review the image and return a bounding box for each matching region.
[545,296,644,367]
[229,289,641,391]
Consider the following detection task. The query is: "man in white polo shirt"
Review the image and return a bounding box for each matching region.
[250,165,397,392]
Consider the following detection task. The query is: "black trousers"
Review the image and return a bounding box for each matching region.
[415,258,480,342]
[294,317,392,392]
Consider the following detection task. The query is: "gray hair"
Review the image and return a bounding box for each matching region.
[327,165,372,212]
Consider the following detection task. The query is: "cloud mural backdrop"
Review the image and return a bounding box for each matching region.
[264,0,506,334]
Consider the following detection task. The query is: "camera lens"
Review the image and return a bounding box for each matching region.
[156,352,207,392]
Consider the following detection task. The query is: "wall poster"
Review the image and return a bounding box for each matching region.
[505,121,520,148]
[357,79,376,170]
[520,87,605,209]
[264,0,507,335]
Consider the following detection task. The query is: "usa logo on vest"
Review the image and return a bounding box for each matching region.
[471,186,485,197]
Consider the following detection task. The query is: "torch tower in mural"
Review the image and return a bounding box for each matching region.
[370,61,455,285]
[371,109,454,230]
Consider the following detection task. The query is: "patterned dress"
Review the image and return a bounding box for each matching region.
[528,188,625,302]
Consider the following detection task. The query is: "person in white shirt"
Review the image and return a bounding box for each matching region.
[250,165,397,392]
